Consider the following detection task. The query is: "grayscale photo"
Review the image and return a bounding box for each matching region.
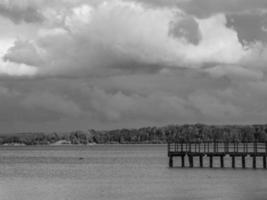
[0,0,267,199]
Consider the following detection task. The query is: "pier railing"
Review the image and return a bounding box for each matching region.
[168,141,267,155]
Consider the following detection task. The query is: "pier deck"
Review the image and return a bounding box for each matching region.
[168,141,267,169]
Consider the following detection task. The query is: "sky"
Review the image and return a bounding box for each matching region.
[0,0,267,132]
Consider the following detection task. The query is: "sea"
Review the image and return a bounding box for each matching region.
[0,144,267,200]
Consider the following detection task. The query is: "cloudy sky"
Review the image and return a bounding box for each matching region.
[0,0,267,132]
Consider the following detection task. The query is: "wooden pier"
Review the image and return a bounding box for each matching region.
[168,141,267,169]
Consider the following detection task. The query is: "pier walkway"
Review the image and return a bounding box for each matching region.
[168,141,267,169]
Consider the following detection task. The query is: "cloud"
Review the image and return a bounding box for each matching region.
[226,12,267,43]
[188,92,241,119]
[179,0,267,17]
[169,15,201,45]
[0,39,38,76]
[88,87,192,122]
[3,0,252,78]
[22,92,83,117]
[183,14,247,65]
[205,65,264,81]
[4,40,44,66]
[0,0,267,131]
[0,69,266,131]
[0,61,37,76]
[242,42,267,68]
[0,0,44,23]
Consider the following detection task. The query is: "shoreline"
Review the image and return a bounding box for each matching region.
[0,143,167,147]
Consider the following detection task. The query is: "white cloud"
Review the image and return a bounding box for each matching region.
[0,38,14,57]
[0,61,37,76]
[184,14,248,65]
[0,39,37,76]
[65,4,93,32]
[3,0,255,77]
[38,28,67,37]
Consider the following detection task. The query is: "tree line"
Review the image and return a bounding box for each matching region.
[0,124,267,145]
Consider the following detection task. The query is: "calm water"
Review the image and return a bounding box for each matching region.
[0,144,267,200]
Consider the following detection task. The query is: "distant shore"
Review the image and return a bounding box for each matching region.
[0,124,266,146]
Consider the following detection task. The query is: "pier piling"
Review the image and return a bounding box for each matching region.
[242,156,246,169]
[189,156,193,168]
[253,156,256,169]
[199,156,203,168]
[181,155,185,168]
[220,156,224,168]
[232,156,235,168]
[169,156,173,168]
[209,156,213,168]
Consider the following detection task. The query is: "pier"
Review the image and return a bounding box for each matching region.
[168,141,267,169]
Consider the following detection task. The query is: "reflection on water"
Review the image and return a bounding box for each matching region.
[0,145,266,200]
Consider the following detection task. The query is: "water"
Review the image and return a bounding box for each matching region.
[0,145,267,200]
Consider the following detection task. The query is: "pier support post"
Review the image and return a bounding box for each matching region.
[189,156,193,168]
[181,155,185,168]
[232,156,235,168]
[169,156,173,168]
[220,156,224,168]
[252,156,256,169]
[209,156,213,168]
[263,156,266,169]
[242,156,246,169]
[199,156,203,168]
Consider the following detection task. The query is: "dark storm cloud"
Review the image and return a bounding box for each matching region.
[226,13,267,43]
[169,16,201,45]
[0,3,43,24]
[128,0,267,16]
[178,0,267,17]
